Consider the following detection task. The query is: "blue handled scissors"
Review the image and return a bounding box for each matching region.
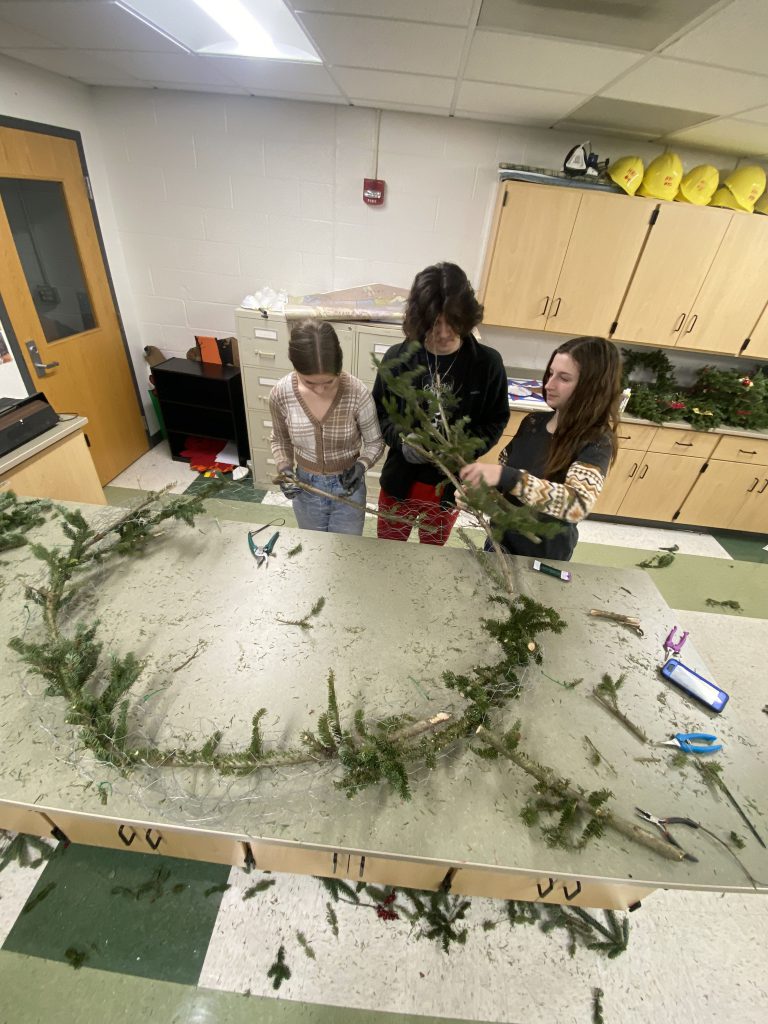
[656,732,722,754]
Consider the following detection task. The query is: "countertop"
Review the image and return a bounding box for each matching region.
[0,415,89,475]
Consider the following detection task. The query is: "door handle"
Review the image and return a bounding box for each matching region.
[628,462,638,478]
[672,313,685,332]
[551,297,562,317]
[25,339,60,378]
[540,296,550,316]
[638,464,649,479]
[684,314,698,334]
[758,479,768,494]
[747,478,759,493]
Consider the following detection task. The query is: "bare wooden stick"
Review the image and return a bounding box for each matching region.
[475,726,686,862]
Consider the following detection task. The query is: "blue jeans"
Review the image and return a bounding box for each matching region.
[293,467,366,535]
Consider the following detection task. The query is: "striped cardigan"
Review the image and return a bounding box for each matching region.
[269,372,384,474]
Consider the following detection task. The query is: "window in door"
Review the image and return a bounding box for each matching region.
[0,178,96,343]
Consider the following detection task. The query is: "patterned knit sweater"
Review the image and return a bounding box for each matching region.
[269,372,384,475]
[496,411,613,560]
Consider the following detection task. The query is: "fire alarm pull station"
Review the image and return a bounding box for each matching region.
[363,178,385,206]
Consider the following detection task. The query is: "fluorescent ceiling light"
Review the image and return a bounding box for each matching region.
[119,0,321,62]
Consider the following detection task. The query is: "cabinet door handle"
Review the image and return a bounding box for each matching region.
[551,297,562,317]
[628,462,638,478]
[673,313,685,332]
[758,479,768,494]
[617,434,631,441]
[738,449,757,456]
[674,441,693,447]
[540,296,550,316]
[746,478,759,492]
[684,314,698,334]
[638,464,649,479]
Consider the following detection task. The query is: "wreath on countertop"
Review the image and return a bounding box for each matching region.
[620,348,683,424]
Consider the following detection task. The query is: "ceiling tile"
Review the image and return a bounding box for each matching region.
[664,118,768,156]
[106,52,234,86]
[560,96,714,138]
[477,0,724,51]
[603,58,768,116]
[465,31,642,93]
[293,1,474,25]
[333,67,453,108]
[663,0,768,75]
[0,1,186,53]
[297,14,465,76]
[737,105,768,126]
[0,47,143,85]
[455,82,586,125]
[0,16,58,47]
[213,56,342,97]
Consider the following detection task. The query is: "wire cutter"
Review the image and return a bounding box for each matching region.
[248,530,279,567]
[655,732,722,755]
[635,807,699,862]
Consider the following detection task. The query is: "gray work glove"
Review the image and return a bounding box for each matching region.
[339,461,366,494]
[278,466,301,499]
[401,435,429,465]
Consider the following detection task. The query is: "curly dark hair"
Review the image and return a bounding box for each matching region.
[288,319,343,375]
[543,336,622,477]
[403,263,484,342]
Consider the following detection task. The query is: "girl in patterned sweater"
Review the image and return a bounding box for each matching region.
[460,336,621,561]
[270,319,384,534]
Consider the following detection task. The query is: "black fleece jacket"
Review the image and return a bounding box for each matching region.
[372,336,509,503]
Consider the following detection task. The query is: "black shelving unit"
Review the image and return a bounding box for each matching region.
[152,358,249,465]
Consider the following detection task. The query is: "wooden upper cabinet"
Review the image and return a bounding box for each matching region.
[681,213,768,355]
[613,203,732,347]
[481,182,582,329]
[545,191,656,337]
[743,299,768,359]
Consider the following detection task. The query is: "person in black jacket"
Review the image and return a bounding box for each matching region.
[372,262,509,545]
[460,335,620,561]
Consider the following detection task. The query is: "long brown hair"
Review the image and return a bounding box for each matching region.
[543,337,622,477]
[288,319,343,375]
[403,262,483,342]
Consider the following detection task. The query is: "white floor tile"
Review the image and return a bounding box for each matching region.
[107,441,191,494]
[579,520,732,558]
[200,868,768,1023]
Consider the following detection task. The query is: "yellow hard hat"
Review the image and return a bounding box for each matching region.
[709,186,749,212]
[675,164,719,205]
[637,152,683,200]
[754,191,768,215]
[723,165,766,212]
[608,156,644,195]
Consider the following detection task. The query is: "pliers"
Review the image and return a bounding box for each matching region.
[635,807,699,862]
[655,732,722,755]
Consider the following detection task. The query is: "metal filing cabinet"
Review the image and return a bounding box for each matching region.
[235,307,403,488]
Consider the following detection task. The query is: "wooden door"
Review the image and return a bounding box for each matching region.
[681,214,768,355]
[591,446,643,514]
[545,192,655,337]
[616,451,705,521]
[613,203,731,346]
[675,460,766,528]
[730,473,768,532]
[0,125,148,483]
[743,301,768,359]
[481,182,581,329]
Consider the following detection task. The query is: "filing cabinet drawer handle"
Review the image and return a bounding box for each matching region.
[255,350,276,358]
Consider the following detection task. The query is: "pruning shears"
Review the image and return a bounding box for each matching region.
[248,530,279,567]
[655,732,723,755]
